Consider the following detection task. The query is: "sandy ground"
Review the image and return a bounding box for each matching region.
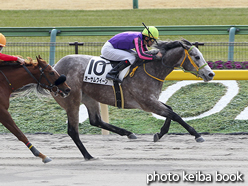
[1,0,248,10]
[1,133,248,186]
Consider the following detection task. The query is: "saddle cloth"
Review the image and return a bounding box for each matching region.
[83,56,130,86]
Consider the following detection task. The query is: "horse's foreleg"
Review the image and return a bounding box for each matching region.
[154,103,172,142]
[25,141,52,163]
[64,101,94,160]
[0,108,51,163]
[67,120,94,160]
[144,100,204,142]
[154,118,171,142]
[171,112,204,142]
[55,90,95,160]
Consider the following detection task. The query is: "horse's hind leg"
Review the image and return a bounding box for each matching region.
[0,108,51,163]
[83,95,136,139]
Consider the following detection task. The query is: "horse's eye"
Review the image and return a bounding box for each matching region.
[195,56,200,60]
[49,71,55,75]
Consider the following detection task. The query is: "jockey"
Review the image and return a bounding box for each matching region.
[101,26,162,83]
[0,33,25,65]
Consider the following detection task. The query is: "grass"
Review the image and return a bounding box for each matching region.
[166,83,227,117]
[0,80,247,135]
[2,9,247,27]
[1,8,248,135]
[1,8,248,42]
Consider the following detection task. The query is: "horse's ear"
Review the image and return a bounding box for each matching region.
[179,41,186,49]
[181,38,192,46]
[36,55,43,62]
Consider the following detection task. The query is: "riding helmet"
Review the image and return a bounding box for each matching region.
[142,26,159,39]
[0,33,6,47]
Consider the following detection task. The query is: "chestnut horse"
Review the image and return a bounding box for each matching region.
[53,39,215,160]
[0,56,70,163]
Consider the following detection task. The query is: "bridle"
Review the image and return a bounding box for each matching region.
[22,64,62,96]
[177,46,208,77]
[161,46,208,77]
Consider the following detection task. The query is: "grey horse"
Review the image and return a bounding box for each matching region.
[53,39,215,160]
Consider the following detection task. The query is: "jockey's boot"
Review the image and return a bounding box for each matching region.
[106,60,131,83]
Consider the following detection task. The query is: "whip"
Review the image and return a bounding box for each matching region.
[142,22,158,45]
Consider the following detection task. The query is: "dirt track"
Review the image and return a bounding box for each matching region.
[1,133,248,186]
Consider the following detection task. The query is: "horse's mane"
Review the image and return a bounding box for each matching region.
[152,38,192,53]
[0,56,38,67]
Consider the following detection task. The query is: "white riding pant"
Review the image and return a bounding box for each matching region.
[101,41,136,64]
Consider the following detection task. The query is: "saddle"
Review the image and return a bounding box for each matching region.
[100,55,142,68]
[83,56,131,109]
[0,61,20,66]
[100,55,120,68]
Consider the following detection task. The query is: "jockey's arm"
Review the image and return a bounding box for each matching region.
[0,53,25,65]
[0,53,18,61]
[133,37,156,60]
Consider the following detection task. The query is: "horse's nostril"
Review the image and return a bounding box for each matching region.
[209,73,214,77]
[65,88,71,94]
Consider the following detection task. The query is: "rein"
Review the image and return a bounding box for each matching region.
[130,63,165,82]
[143,63,164,82]
[0,70,14,91]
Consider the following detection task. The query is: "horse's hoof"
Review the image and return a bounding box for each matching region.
[85,157,98,161]
[153,133,160,142]
[42,156,52,163]
[195,136,205,143]
[128,133,137,139]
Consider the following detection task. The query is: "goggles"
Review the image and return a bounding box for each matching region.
[149,38,156,43]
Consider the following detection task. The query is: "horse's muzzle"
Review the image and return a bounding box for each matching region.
[59,88,71,98]
[52,85,71,98]
[53,74,71,97]
[201,71,215,82]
